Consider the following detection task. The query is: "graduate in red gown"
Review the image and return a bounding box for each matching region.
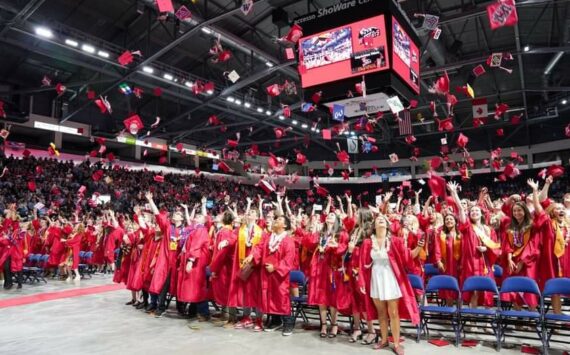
[303,211,348,338]
[250,214,296,335]
[47,218,65,270]
[130,210,159,310]
[435,214,461,304]
[228,200,264,330]
[345,208,376,344]
[498,194,541,309]
[8,219,29,289]
[529,178,569,314]
[145,192,186,317]
[209,211,237,324]
[62,223,84,282]
[364,214,420,355]
[103,210,124,273]
[448,181,501,307]
[177,210,211,312]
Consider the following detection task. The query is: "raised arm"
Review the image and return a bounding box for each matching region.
[200,196,207,217]
[108,210,119,228]
[284,196,293,218]
[345,194,353,218]
[527,179,542,214]
[145,191,160,216]
[538,175,553,202]
[181,204,191,226]
[447,181,466,224]
[257,194,263,220]
[336,195,345,216]
[422,195,432,218]
[324,195,332,215]
[413,189,423,215]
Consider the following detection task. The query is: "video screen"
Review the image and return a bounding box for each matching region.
[299,15,389,88]
[391,17,420,94]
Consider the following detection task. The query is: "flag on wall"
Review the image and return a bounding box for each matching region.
[399,110,413,136]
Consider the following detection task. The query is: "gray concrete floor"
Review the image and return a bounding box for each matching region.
[0,275,566,355]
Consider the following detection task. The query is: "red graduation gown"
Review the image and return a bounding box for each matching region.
[534,212,569,287]
[47,227,64,267]
[104,226,124,264]
[436,228,462,300]
[129,227,156,292]
[459,222,500,306]
[177,226,211,302]
[209,227,237,306]
[64,232,83,270]
[253,233,295,315]
[10,230,30,272]
[499,216,540,307]
[303,231,348,308]
[346,243,367,316]
[149,213,180,294]
[360,237,420,325]
[227,230,266,309]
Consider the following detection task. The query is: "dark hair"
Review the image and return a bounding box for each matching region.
[222,211,234,225]
[442,214,458,234]
[320,213,341,239]
[509,201,532,232]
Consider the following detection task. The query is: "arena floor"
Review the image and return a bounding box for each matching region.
[0,276,565,355]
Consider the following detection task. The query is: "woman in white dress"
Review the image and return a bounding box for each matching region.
[368,214,422,355]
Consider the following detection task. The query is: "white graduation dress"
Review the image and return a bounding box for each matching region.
[370,242,402,301]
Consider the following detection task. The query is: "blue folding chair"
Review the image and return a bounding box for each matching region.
[497,277,544,352]
[420,275,461,346]
[459,276,500,348]
[78,251,92,279]
[542,278,570,351]
[290,270,309,324]
[407,274,424,343]
[424,263,440,277]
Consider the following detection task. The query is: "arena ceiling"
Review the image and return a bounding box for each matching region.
[0,0,568,164]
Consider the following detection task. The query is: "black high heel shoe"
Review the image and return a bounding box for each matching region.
[348,330,363,343]
[320,322,328,338]
[328,323,338,338]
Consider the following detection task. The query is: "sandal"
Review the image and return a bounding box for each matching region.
[373,341,389,350]
[349,330,362,343]
[328,323,338,338]
[361,333,378,345]
[320,322,328,338]
[393,346,404,355]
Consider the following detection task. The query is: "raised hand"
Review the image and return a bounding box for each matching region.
[527,179,539,191]
[145,191,153,200]
[447,181,460,193]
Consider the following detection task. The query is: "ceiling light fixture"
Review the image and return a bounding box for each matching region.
[142,66,154,74]
[81,44,96,54]
[65,39,78,47]
[35,27,53,38]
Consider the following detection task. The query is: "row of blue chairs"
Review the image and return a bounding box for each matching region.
[289,269,568,353]
[22,254,49,283]
[412,275,570,353]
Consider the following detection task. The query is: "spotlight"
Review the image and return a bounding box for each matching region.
[265,110,272,116]
[65,39,78,47]
[202,27,212,34]
[235,99,242,105]
[291,120,298,125]
[562,99,568,105]
[278,115,285,120]
[244,102,251,108]
[163,73,174,81]
[523,45,530,52]
[265,62,274,68]
[301,123,308,129]
[184,81,193,88]
[35,27,53,39]
[81,44,96,54]
[257,107,264,113]
[142,66,154,74]
[97,50,110,58]
[226,96,235,102]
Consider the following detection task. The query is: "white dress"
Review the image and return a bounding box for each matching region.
[370,242,402,301]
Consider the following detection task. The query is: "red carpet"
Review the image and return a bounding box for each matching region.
[0,283,125,309]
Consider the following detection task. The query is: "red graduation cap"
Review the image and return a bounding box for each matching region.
[266,84,281,97]
[153,175,165,183]
[547,165,565,179]
[296,152,307,165]
[87,89,96,100]
[315,185,329,197]
[94,96,112,114]
[283,23,303,43]
[405,135,416,144]
[322,129,332,140]
[118,50,141,66]
[389,153,399,163]
[429,71,450,95]
[156,0,174,13]
[226,139,238,148]
[437,117,454,132]
[473,117,484,128]
[203,82,214,93]
[456,133,469,148]
[428,173,447,198]
[336,150,350,164]
[159,156,167,164]
[106,152,115,162]
[472,64,486,77]
[55,83,66,96]
[285,47,295,60]
[27,181,36,192]
[510,113,522,125]
[123,114,144,135]
[428,339,451,347]
[494,103,509,119]
[258,179,276,194]
[566,123,570,138]
[175,143,184,152]
[89,150,97,158]
[218,161,232,173]
[153,87,163,97]
[496,128,504,136]
[208,115,221,125]
[274,127,286,139]
[311,91,322,104]
[282,105,291,118]
[341,170,350,181]
[487,0,518,30]
[430,157,442,169]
